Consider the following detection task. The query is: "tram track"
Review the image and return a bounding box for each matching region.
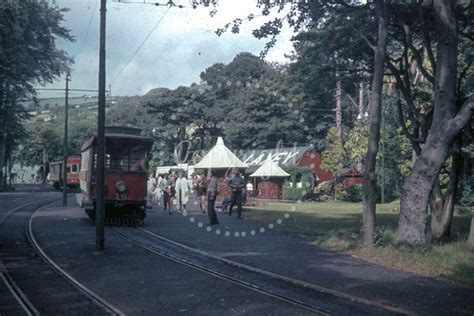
[0,262,38,316]
[110,226,411,316]
[0,197,123,315]
[0,198,57,315]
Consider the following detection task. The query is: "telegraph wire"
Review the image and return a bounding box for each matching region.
[109,5,171,85]
[113,0,194,9]
[74,0,99,70]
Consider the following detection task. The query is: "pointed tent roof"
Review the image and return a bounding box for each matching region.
[250,156,290,178]
[195,137,248,169]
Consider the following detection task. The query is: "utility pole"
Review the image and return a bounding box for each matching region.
[62,74,70,206]
[381,110,385,204]
[357,82,364,120]
[335,80,342,137]
[96,0,107,252]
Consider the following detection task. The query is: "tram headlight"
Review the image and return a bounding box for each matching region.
[115,181,127,193]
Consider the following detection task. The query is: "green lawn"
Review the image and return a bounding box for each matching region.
[245,201,474,286]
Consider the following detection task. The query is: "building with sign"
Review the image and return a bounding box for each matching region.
[238,145,333,186]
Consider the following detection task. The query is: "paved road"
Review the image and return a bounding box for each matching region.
[143,196,474,315]
[31,206,320,314]
[0,184,110,315]
[3,186,473,315]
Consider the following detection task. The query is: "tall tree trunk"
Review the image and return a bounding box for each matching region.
[358,81,364,120]
[362,0,389,247]
[397,0,474,244]
[430,137,462,240]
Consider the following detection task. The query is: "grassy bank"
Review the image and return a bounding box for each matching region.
[245,201,474,286]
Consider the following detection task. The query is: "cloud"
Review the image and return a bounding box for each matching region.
[37,0,295,97]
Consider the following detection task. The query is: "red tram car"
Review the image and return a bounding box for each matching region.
[49,156,81,189]
[77,127,153,225]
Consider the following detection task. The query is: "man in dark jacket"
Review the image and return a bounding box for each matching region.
[228,169,245,218]
[206,170,219,225]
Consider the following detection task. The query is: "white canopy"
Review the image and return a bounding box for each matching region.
[195,137,248,169]
[156,166,171,175]
[250,156,290,178]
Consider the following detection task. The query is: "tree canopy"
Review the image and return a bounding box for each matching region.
[0,0,73,187]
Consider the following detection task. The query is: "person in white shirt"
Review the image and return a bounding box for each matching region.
[147,172,156,209]
[174,172,189,212]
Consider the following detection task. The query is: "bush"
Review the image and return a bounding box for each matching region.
[343,184,363,202]
[315,180,334,196]
[283,186,306,201]
[334,183,347,200]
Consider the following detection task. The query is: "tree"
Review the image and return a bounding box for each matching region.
[0,1,73,188]
[320,127,344,174]
[245,0,474,245]
[396,0,474,243]
[362,0,389,247]
[19,122,62,182]
[345,121,369,171]
[213,0,391,246]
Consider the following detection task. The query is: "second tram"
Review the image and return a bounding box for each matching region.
[49,156,81,189]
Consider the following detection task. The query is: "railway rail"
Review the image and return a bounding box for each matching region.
[0,198,123,315]
[110,227,411,316]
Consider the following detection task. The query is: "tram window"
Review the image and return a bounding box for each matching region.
[130,145,147,171]
[106,140,148,171]
[72,164,78,172]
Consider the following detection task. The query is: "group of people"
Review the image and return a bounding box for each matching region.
[149,171,190,214]
[148,168,250,225]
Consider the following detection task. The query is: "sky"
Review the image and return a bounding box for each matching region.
[38,0,296,98]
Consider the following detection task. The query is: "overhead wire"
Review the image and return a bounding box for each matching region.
[74,0,99,70]
[113,0,193,9]
[109,6,171,85]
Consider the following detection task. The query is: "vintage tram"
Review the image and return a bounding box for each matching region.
[49,156,81,189]
[77,127,153,225]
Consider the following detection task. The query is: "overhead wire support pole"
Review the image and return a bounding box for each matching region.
[96,0,107,252]
[62,74,70,206]
[381,110,385,204]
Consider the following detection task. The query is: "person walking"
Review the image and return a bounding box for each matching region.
[167,181,175,214]
[154,174,163,205]
[206,170,219,225]
[146,172,156,209]
[175,172,189,212]
[228,169,245,218]
[160,175,169,211]
[195,173,208,213]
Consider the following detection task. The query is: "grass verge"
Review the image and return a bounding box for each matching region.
[245,201,474,286]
